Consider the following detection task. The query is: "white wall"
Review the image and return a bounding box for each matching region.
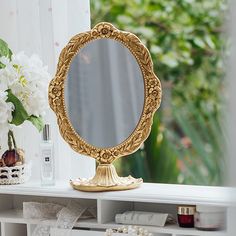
[0,0,95,182]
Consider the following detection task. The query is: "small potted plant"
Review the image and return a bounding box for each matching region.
[0,39,50,184]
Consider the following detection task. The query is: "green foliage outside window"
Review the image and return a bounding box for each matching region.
[90,0,227,185]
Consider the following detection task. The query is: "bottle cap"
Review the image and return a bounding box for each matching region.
[42,124,50,141]
[178,205,196,215]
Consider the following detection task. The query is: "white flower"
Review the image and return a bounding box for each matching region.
[0,91,14,139]
[0,57,18,91]
[0,91,13,124]
[0,52,50,118]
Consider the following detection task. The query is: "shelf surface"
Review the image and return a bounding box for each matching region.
[0,181,233,206]
[105,222,226,236]
[0,209,226,236]
[0,209,97,227]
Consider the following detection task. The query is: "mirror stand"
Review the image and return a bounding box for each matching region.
[70,164,143,192]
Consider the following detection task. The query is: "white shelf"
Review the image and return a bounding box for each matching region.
[104,222,226,236]
[0,181,232,206]
[0,182,231,236]
[0,209,227,236]
[0,209,97,227]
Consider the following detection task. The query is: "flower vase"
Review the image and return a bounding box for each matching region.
[0,130,26,184]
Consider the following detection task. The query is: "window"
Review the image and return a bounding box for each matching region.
[0,0,230,187]
[90,0,228,186]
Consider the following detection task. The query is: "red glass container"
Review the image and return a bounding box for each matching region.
[177,206,196,228]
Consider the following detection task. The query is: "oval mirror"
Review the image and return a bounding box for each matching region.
[64,39,144,148]
[49,22,162,192]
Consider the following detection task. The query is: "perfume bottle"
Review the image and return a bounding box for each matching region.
[40,124,55,186]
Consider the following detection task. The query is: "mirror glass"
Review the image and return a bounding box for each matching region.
[64,39,144,148]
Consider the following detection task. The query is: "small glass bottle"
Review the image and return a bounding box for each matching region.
[40,124,55,186]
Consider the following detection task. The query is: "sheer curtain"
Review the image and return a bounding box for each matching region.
[0,0,95,181]
[66,39,144,148]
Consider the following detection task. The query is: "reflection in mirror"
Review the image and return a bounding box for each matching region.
[65,39,144,148]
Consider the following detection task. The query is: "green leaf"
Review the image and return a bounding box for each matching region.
[8,48,13,59]
[161,52,178,68]
[0,39,12,68]
[0,38,11,58]
[0,62,5,69]
[150,45,162,54]
[6,89,29,126]
[133,27,155,39]
[205,35,215,49]
[28,116,44,132]
[193,37,206,49]
[6,89,44,132]
[117,15,132,24]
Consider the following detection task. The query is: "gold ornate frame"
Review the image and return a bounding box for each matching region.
[49,22,162,191]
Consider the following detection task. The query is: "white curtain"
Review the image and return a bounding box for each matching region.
[66,39,144,148]
[0,0,95,182]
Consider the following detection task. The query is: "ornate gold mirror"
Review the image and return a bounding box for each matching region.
[49,22,162,192]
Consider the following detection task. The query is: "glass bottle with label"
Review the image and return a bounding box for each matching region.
[40,124,55,186]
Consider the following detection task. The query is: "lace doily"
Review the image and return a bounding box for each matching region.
[23,202,64,219]
[23,200,96,236]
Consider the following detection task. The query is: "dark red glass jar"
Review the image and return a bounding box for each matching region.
[177,206,196,228]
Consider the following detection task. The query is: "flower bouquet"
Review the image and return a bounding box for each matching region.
[0,39,50,184]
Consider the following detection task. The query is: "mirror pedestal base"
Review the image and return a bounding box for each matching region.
[70,164,143,192]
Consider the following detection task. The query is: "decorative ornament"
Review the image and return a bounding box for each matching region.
[105,226,153,236]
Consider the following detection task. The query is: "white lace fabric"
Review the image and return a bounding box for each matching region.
[23,200,96,236]
[23,202,63,219]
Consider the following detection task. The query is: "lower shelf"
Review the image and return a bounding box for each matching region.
[50,228,106,236]
[104,222,226,236]
[0,209,227,236]
[1,222,27,236]
[0,209,97,226]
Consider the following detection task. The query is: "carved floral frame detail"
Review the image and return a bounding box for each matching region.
[49,22,162,164]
